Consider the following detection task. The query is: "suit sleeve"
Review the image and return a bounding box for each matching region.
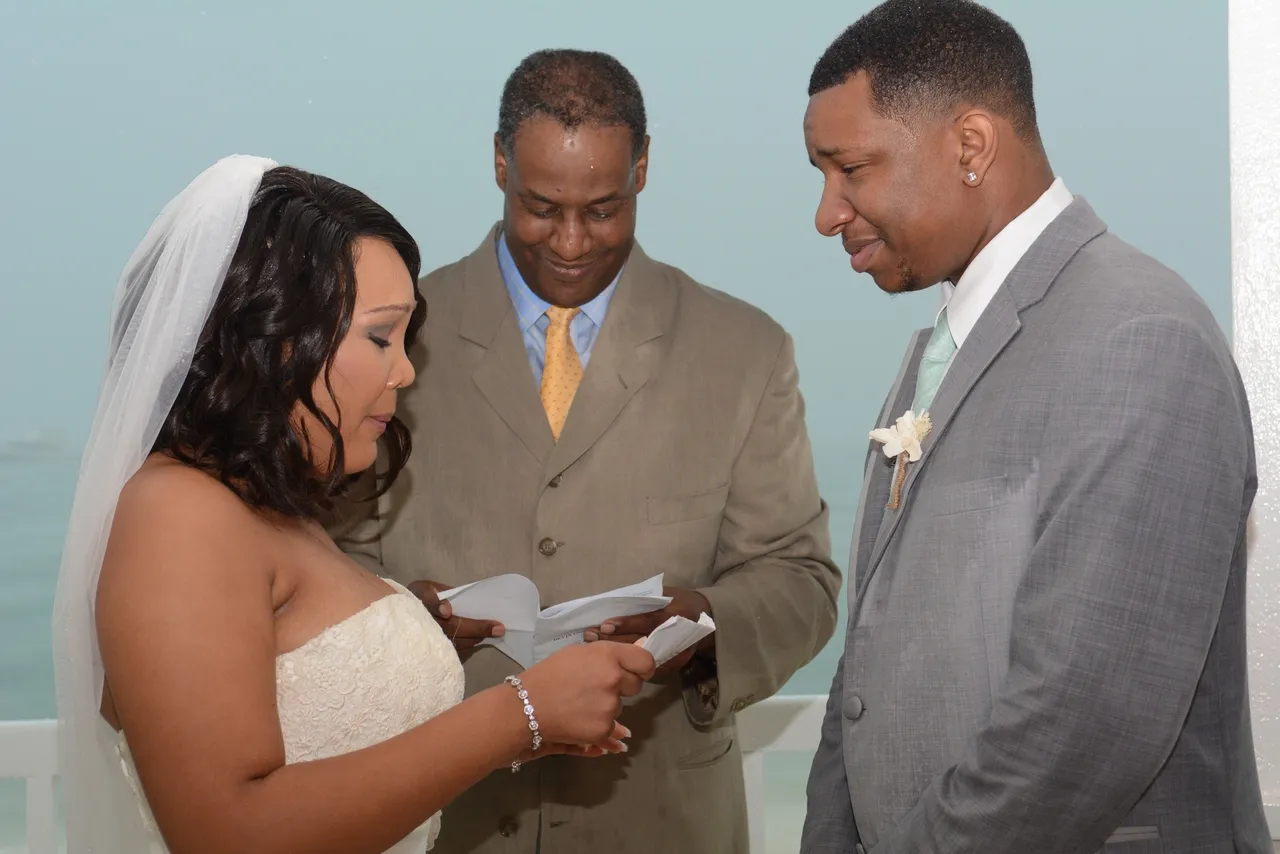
[874,314,1251,853]
[325,466,388,575]
[683,331,842,724]
[801,652,862,852]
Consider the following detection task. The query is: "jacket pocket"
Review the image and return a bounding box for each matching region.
[676,737,735,770]
[647,484,730,526]
[921,474,1012,517]
[1103,825,1161,847]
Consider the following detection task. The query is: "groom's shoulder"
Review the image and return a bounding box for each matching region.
[1044,230,1225,350]
[1059,232,1211,320]
[1030,231,1240,403]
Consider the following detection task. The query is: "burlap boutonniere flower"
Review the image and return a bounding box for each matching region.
[869,410,932,510]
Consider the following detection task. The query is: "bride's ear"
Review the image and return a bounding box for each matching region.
[279,339,295,375]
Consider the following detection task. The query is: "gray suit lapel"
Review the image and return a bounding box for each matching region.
[460,225,556,463]
[545,245,673,479]
[848,330,928,599]
[864,197,1109,580]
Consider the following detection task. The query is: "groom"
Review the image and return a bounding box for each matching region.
[801,2,1270,852]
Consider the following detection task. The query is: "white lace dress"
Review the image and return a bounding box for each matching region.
[117,578,466,853]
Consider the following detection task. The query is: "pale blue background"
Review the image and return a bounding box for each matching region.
[0,1,1227,850]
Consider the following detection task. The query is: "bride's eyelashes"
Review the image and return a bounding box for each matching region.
[365,325,396,350]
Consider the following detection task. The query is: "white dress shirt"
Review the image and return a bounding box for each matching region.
[939,177,1074,351]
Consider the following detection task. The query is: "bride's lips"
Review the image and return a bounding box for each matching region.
[366,414,391,434]
[845,238,884,274]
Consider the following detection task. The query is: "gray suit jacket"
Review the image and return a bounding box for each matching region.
[801,199,1270,853]
[331,226,840,854]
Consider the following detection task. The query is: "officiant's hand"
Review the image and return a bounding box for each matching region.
[406,579,505,651]
[585,586,714,674]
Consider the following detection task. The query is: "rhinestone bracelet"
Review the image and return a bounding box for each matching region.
[504,675,542,772]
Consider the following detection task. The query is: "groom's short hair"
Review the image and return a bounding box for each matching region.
[497,49,647,162]
[809,0,1040,142]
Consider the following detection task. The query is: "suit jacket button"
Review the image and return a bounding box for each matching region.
[538,537,559,557]
[842,694,865,720]
[498,816,518,838]
[549,474,562,487]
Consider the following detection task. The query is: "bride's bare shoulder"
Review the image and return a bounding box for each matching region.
[101,455,271,593]
[96,457,283,735]
[119,455,259,529]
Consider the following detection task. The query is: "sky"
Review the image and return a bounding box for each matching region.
[0,0,1228,468]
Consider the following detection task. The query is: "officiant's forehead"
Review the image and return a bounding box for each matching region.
[508,118,638,198]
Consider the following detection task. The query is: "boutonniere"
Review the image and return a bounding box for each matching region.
[869,410,932,510]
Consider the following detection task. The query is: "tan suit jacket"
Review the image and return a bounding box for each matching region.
[331,226,840,853]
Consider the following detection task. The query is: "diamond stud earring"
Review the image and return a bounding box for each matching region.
[966,171,978,183]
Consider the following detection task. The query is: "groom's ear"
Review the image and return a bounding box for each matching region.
[955,109,999,187]
[494,134,509,193]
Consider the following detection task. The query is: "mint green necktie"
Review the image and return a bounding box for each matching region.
[912,309,957,414]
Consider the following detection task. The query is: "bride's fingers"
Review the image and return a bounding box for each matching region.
[518,744,571,762]
[567,742,624,756]
[521,731,631,763]
[556,744,605,758]
[523,743,604,761]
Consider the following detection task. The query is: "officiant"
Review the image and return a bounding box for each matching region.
[328,49,839,854]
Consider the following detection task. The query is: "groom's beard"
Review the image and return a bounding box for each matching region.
[897,256,924,292]
[883,252,923,293]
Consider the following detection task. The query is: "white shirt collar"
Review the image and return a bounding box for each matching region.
[939,177,1074,348]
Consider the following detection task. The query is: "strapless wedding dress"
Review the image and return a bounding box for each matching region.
[117,578,465,853]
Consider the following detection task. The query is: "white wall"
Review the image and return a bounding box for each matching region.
[1230,0,1280,834]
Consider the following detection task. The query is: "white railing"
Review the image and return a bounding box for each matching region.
[738,694,826,851]
[0,718,58,854]
[0,695,826,854]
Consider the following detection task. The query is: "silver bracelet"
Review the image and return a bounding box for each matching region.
[504,675,542,772]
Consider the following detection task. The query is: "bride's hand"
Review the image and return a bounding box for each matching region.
[513,641,654,752]
[514,721,633,764]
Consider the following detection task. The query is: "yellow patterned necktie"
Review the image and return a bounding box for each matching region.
[540,306,582,441]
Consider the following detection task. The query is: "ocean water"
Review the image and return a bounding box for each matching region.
[1,455,76,852]
[0,452,842,852]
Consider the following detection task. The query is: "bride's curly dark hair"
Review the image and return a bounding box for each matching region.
[152,166,425,519]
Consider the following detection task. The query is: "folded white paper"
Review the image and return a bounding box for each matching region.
[641,612,716,666]
[439,573,671,669]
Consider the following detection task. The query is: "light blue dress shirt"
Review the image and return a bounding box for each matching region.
[496,233,619,386]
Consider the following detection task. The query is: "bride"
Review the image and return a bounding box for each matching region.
[51,155,655,854]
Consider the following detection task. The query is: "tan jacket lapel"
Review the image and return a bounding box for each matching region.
[458,225,556,463]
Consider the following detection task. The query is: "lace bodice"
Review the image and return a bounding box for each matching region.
[118,578,466,853]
